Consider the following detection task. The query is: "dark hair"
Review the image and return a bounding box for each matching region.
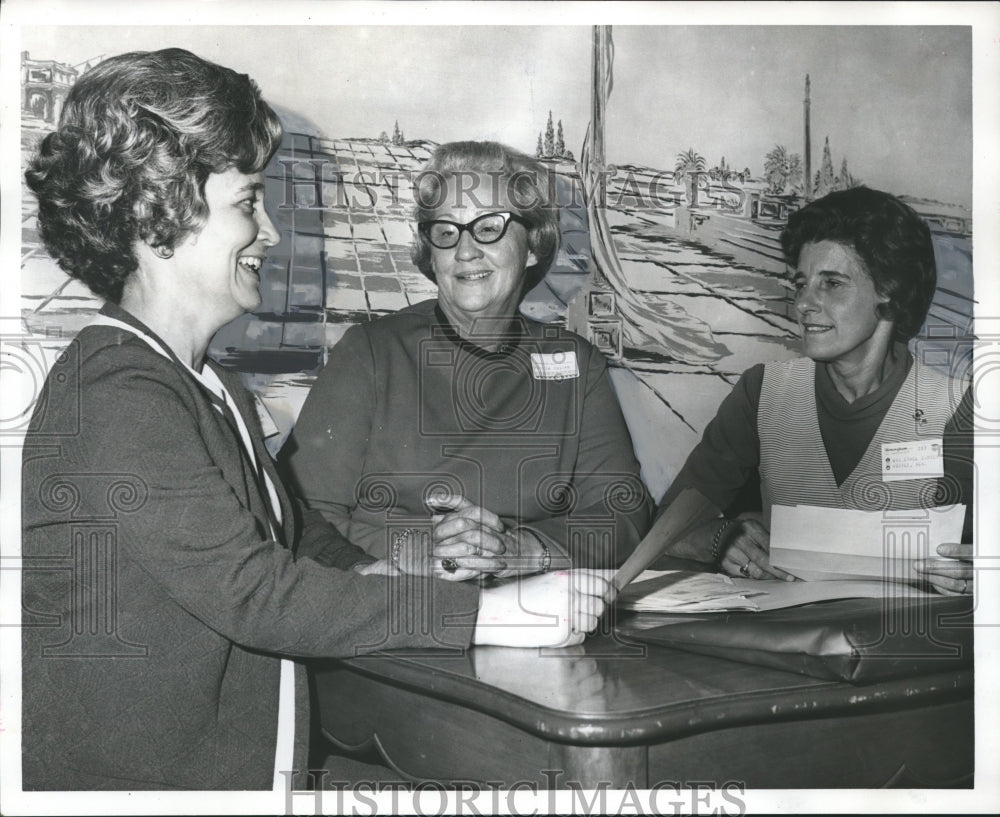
[24,48,283,304]
[780,186,936,342]
[410,141,561,292]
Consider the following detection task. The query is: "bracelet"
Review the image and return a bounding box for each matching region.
[538,542,552,574]
[390,528,416,567]
[711,518,737,565]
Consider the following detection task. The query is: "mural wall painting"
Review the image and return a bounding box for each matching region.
[19,26,973,503]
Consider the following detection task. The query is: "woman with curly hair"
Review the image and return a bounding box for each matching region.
[21,49,612,791]
[617,187,974,595]
[281,141,652,582]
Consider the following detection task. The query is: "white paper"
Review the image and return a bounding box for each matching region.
[769,503,966,582]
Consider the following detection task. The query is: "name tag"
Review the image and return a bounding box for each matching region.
[530,351,579,380]
[881,438,944,482]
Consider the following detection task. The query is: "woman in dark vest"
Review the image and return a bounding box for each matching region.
[618,187,973,596]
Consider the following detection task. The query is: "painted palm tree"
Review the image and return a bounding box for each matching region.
[763,144,790,194]
[763,144,806,195]
[674,147,706,178]
[675,148,707,206]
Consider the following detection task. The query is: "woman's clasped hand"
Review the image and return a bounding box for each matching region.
[386,493,553,581]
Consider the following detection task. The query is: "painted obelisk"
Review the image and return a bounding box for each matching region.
[804,74,812,200]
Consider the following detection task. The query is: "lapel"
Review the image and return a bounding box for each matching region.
[206,359,298,550]
[97,304,296,549]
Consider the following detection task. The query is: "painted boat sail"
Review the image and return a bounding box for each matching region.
[580,25,727,366]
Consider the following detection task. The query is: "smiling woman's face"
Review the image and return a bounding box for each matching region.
[429,172,537,335]
[793,240,894,367]
[168,167,280,325]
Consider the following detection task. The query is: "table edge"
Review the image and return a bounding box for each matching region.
[312,655,973,746]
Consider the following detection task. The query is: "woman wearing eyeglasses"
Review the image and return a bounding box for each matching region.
[282,141,652,581]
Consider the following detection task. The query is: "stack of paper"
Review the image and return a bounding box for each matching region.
[617,570,761,613]
[618,570,939,615]
[769,503,966,582]
[729,576,936,611]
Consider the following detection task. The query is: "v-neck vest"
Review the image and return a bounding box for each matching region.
[758,357,963,529]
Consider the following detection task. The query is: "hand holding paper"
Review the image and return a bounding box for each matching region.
[769,503,967,583]
[714,516,797,582]
[914,542,974,595]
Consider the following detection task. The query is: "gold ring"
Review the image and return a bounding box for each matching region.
[740,561,751,577]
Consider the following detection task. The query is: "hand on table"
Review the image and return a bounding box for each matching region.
[473,569,615,648]
[914,543,974,596]
[717,516,797,582]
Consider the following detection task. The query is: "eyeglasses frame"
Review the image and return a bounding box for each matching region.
[417,211,530,250]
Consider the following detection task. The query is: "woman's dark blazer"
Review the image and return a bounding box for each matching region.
[21,304,477,790]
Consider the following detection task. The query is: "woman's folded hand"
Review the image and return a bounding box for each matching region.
[428,494,510,580]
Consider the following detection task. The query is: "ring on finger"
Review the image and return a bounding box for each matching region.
[740,561,751,577]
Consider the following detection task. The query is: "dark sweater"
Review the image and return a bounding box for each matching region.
[281,300,652,568]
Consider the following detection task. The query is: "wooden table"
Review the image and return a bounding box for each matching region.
[311,612,974,789]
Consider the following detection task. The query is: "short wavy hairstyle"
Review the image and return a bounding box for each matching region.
[410,141,561,293]
[25,48,283,304]
[780,186,937,342]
